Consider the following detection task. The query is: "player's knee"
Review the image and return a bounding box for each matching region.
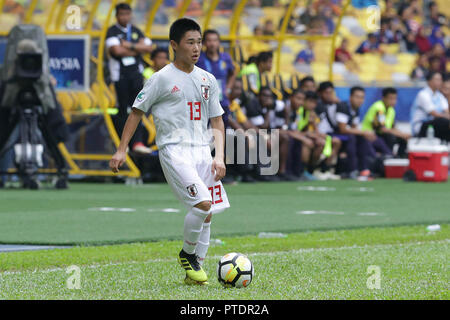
[194,200,212,212]
[204,213,212,223]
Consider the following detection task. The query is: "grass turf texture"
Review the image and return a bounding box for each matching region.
[0,225,448,299]
[0,180,449,245]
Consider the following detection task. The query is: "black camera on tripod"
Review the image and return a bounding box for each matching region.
[0,25,69,189]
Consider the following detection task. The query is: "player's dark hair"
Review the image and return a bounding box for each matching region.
[350,86,365,96]
[318,81,334,92]
[304,90,318,101]
[256,51,273,64]
[300,76,315,88]
[151,47,168,60]
[382,87,397,97]
[259,86,273,96]
[291,88,305,96]
[203,29,220,42]
[426,70,442,81]
[246,55,258,65]
[115,2,131,14]
[169,18,202,44]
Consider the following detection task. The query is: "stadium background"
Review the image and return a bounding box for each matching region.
[1,0,448,178]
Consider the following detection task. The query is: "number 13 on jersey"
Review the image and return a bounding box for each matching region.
[188,101,201,120]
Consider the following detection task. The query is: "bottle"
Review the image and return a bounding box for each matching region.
[426,125,434,140]
[258,232,287,238]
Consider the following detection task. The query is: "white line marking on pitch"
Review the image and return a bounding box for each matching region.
[1,240,447,276]
[297,186,336,192]
[297,210,345,215]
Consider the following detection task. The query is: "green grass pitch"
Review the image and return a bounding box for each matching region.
[0,179,449,299]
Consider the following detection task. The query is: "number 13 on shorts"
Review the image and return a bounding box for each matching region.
[188,101,201,120]
[208,185,223,204]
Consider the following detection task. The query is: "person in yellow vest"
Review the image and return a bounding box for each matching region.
[238,51,273,93]
[142,47,169,82]
[362,87,411,157]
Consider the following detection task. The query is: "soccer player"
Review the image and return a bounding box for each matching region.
[109,18,230,285]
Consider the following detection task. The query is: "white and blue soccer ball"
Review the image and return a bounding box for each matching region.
[217,252,254,288]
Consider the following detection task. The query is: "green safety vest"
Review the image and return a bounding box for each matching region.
[362,100,396,131]
[239,63,260,91]
[296,107,310,131]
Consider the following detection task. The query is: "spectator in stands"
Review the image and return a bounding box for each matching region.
[335,38,360,72]
[399,5,420,35]
[428,43,447,74]
[196,29,236,129]
[362,87,410,157]
[143,47,169,81]
[299,76,316,92]
[355,33,383,54]
[105,3,153,154]
[400,31,418,53]
[321,6,335,35]
[287,91,327,180]
[247,25,272,56]
[381,0,398,20]
[263,19,275,36]
[376,18,397,44]
[295,41,315,64]
[415,26,432,54]
[411,71,450,141]
[429,26,446,49]
[428,1,448,28]
[334,86,375,179]
[239,51,273,93]
[410,54,429,81]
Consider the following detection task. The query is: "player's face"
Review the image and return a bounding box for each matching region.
[230,80,243,99]
[153,52,169,71]
[350,90,365,109]
[116,9,132,27]
[259,90,273,107]
[304,99,317,111]
[301,80,315,92]
[172,30,202,65]
[290,92,305,111]
[321,87,335,104]
[428,73,443,91]
[384,93,397,108]
[204,33,220,53]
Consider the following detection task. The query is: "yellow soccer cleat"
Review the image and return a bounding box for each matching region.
[178,249,208,284]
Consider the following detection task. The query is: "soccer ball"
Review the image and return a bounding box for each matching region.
[217,252,254,288]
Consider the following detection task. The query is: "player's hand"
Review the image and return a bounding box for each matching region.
[363,131,377,142]
[212,158,226,182]
[110,151,126,173]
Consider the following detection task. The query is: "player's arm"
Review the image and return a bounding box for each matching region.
[210,115,226,181]
[109,108,144,173]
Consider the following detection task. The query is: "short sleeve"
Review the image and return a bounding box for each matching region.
[132,73,160,114]
[224,53,235,74]
[208,76,224,119]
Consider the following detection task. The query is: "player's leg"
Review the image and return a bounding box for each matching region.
[178,200,211,284]
[196,211,212,266]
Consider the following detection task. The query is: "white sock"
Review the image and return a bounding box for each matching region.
[196,222,211,266]
[182,207,209,254]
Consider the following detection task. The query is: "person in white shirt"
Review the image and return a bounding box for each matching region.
[109,18,229,286]
[411,71,450,141]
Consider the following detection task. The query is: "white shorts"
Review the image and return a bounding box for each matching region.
[158,144,230,214]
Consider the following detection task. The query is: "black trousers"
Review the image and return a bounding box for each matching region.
[418,117,450,142]
[113,74,144,147]
[380,133,407,158]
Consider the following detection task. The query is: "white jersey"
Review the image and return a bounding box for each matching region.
[132,63,224,149]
